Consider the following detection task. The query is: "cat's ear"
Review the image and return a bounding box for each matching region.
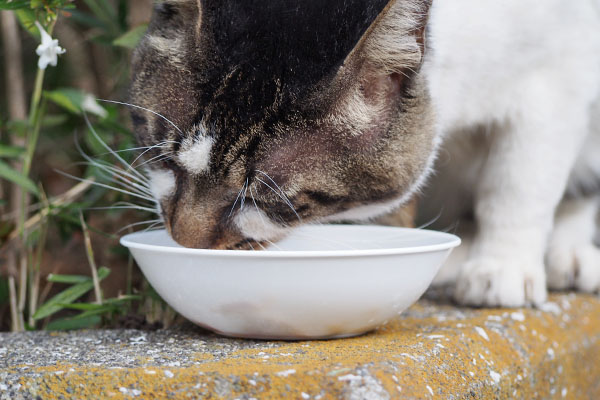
[150,0,201,28]
[337,0,432,103]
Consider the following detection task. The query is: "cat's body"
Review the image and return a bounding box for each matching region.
[420,0,600,306]
[130,0,600,307]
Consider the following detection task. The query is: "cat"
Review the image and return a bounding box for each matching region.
[128,0,600,308]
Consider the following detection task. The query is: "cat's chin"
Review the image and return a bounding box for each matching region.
[214,239,271,251]
[321,193,415,224]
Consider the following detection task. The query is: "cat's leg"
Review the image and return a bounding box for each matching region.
[546,196,600,293]
[454,100,590,307]
[432,222,474,286]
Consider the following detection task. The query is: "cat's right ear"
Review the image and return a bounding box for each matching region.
[336,0,432,104]
[150,0,201,29]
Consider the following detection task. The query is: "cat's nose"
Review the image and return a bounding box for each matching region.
[169,225,213,249]
[169,224,245,249]
[166,207,246,249]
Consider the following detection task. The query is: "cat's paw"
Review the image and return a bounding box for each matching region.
[546,243,600,293]
[454,257,547,308]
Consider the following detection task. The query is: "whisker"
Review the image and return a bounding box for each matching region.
[255,241,268,251]
[135,152,175,169]
[256,177,301,223]
[55,170,156,203]
[82,112,148,183]
[93,142,177,157]
[264,238,283,251]
[117,219,163,233]
[415,208,443,230]
[240,178,249,211]
[143,221,165,232]
[441,221,460,234]
[82,159,151,187]
[255,170,300,221]
[75,136,150,187]
[86,205,159,213]
[80,161,154,198]
[246,240,256,251]
[228,181,247,218]
[130,141,177,169]
[249,186,267,227]
[97,99,184,135]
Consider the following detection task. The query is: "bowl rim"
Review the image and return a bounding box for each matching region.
[120,225,461,258]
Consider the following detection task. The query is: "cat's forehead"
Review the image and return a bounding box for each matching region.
[201,0,390,83]
[190,0,392,128]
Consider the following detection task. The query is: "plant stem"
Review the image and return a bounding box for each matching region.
[28,193,49,328]
[17,248,27,327]
[1,10,28,333]
[80,212,103,305]
[12,18,56,331]
[126,254,133,296]
[1,179,94,248]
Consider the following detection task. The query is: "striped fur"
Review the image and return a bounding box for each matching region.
[129,0,435,249]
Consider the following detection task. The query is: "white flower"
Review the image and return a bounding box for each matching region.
[35,21,66,70]
[82,94,108,119]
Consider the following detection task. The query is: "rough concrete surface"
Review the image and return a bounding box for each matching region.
[1,293,599,399]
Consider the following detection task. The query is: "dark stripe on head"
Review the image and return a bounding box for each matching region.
[304,190,346,206]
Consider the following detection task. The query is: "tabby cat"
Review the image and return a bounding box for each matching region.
[129,0,600,307]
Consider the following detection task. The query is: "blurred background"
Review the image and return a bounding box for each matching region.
[0,0,181,332]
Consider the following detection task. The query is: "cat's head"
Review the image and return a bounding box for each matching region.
[129,0,436,249]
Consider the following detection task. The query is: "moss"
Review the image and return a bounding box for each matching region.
[10,294,600,399]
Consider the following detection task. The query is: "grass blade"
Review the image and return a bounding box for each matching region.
[46,274,91,284]
[0,159,39,196]
[46,315,102,331]
[33,267,110,320]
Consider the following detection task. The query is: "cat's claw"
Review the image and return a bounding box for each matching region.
[454,258,547,308]
[547,244,600,293]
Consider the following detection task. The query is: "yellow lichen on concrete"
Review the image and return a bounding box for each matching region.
[7,294,600,399]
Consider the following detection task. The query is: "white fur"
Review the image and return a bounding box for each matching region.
[177,135,214,174]
[546,196,600,293]
[421,0,600,306]
[328,87,384,136]
[147,168,175,200]
[146,35,186,67]
[234,208,289,242]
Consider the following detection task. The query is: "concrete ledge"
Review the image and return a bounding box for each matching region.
[1,293,599,399]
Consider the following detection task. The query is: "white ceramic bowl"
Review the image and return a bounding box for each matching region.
[120,225,460,340]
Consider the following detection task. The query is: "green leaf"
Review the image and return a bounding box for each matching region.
[5,120,28,138]
[0,144,25,158]
[57,302,113,311]
[44,89,85,115]
[0,160,40,196]
[15,8,39,39]
[113,24,147,49]
[68,9,107,30]
[42,114,69,128]
[47,273,90,284]
[45,89,107,118]
[104,295,141,304]
[56,294,139,314]
[104,294,142,305]
[0,0,30,10]
[71,305,118,319]
[46,315,102,331]
[33,267,110,320]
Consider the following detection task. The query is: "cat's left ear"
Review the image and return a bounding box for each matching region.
[337,0,432,102]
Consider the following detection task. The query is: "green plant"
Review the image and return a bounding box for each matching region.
[0,0,171,332]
